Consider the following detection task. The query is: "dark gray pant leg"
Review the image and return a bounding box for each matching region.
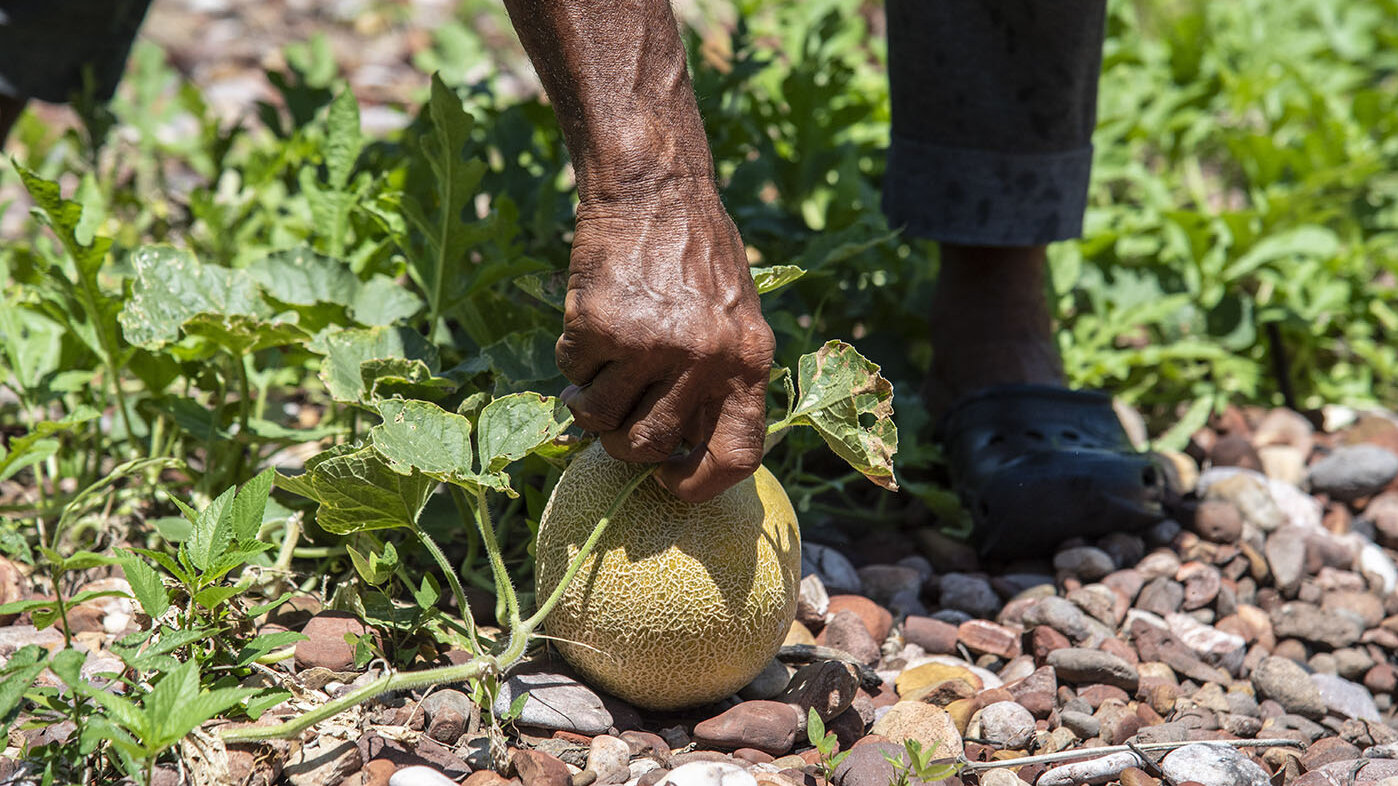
[882,0,1107,245]
[0,0,153,102]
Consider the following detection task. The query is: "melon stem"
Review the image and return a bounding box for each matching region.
[219,465,656,743]
[417,519,481,656]
[474,485,521,633]
[524,465,656,631]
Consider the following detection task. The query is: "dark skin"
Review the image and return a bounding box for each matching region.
[502,0,775,503]
[503,2,1061,501]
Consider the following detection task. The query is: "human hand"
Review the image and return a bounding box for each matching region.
[558,182,775,502]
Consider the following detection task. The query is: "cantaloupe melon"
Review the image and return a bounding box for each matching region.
[534,442,801,710]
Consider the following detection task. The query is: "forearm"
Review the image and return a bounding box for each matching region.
[502,0,715,205]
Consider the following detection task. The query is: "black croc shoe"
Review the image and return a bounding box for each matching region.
[936,384,1167,560]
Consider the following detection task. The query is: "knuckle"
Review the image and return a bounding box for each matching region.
[628,421,679,461]
[555,336,587,380]
[568,399,625,432]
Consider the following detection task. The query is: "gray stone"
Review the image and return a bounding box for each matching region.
[1052,547,1115,581]
[801,543,862,595]
[285,738,361,786]
[1058,710,1100,740]
[857,565,924,606]
[1309,445,1398,501]
[1220,713,1263,737]
[492,672,613,734]
[1313,673,1382,721]
[1266,527,1309,594]
[937,573,1000,619]
[420,689,475,726]
[1319,758,1398,782]
[1272,602,1364,648]
[1136,577,1185,617]
[1253,656,1325,719]
[1036,752,1143,785]
[1046,648,1139,692]
[1274,713,1329,742]
[1132,722,1190,745]
[978,701,1035,750]
[738,658,791,701]
[833,740,954,786]
[1160,743,1270,786]
[0,625,65,658]
[1021,597,1092,642]
[1146,518,1183,545]
[1095,533,1146,570]
[1067,585,1120,627]
[897,555,935,581]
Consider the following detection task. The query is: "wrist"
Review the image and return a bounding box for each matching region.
[572,107,716,206]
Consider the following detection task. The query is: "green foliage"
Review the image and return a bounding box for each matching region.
[883,739,963,786]
[806,706,850,779]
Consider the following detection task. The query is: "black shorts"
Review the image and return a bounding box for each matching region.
[0,0,153,103]
[882,0,1107,245]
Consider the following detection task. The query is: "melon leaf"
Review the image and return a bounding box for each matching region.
[276,443,433,533]
[781,340,898,491]
[366,393,571,498]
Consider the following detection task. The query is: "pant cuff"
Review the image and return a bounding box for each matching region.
[882,136,1094,246]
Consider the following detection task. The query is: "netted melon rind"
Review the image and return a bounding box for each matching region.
[535,443,801,710]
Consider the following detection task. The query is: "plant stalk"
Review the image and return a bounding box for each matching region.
[523,465,653,630]
[960,738,1303,770]
[473,485,519,633]
[416,521,480,656]
[220,465,654,743]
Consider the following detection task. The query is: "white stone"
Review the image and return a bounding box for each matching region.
[1359,541,1398,595]
[1268,477,1324,529]
[389,766,457,786]
[1166,613,1246,674]
[659,761,759,786]
[1160,743,1270,786]
[1312,673,1382,721]
[587,734,632,783]
[981,768,1031,786]
[978,701,1035,749]
[1036,752,1143,785]
[797,574,830,621]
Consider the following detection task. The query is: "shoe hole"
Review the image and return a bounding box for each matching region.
[1061,429,1080,442]
[986,433,1006,447]
[1025,429,1045,441]
[1142,465,1159,487]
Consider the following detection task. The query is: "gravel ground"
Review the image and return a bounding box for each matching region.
[6,3,1398,785]
[6,403,1398,786]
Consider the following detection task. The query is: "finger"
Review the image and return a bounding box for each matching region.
[562,362,657,433]
[555,330,608,386]
[600,378,700,463]
[658,386,767,503]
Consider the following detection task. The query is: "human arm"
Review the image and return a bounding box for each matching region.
[502,0,774,501]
